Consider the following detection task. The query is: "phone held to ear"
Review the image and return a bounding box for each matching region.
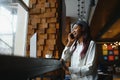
[70,33,75,39]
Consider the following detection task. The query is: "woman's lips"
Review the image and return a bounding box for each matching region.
[73,32,76,37]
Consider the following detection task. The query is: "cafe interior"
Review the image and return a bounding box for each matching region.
[0,0,120,80]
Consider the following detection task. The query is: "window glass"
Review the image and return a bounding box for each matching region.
[0,5,17,55]
[0,0,28,56]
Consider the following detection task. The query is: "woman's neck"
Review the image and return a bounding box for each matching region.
[78,36,83,44]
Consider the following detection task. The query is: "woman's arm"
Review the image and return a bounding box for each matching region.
[68,41,97,76]
[61,33,76,61]
[60,47,72,73]
[61,46,72,61]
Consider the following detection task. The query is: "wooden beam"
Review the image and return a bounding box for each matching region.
[96,1,120,41]
[114,33,120,41]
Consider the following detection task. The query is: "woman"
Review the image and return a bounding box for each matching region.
[61,20,98,80]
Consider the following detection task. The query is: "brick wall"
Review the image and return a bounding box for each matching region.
[62,17,71,46]
[26,0,61,59]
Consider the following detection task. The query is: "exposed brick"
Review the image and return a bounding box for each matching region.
[50,3,56,7]
[49,23,55,28]
[38,34,47,39]
[27,29,35,35]
[55,51,59,59]
[26,44,30,51]
[28,24,37,29]
[36,4,42,9]
[43,23,49,28]
[37,39,45,45]
[56,3,58,8]
[39,14,44,18]
[26,51,30,57]
[47,27,56,33]
[56,23,59,29]
[26,41,30,47]
[38,23,48,29]
[40,8,46,13]
[31,15,41,19]
[41,18,46,23]
[28,19,31,24]
[51,8,56,13]
[46,8,51,13]
[48,0,56,3]
[47,18,57,23]
[27,35,31,41]
[56,13,58,17]
[28,25,33,29]
[30,0,37,5]
[31,18,40,25]
[37,45,44,51]
[36,28,46,34]
[36,2,45,8]
[44,12,55,18]
[48,34,56,39]
[37,50,42,57]
[27,0,61,59]
[46,39,56,45]
[44,46,49,51]
[49,45,55,50]
[33,24,38,29]
[38,0,46,3]
[45,2,50,7]
[51,18,57,22]
[29,8,41,14]
[44,45,54,51]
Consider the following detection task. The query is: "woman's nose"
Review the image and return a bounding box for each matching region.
[72,30,75,33]
[73,29,77,32]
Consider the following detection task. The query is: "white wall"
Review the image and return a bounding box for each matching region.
[65,0,98,23]
[14,4,28,56]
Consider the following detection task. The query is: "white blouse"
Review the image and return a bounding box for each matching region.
[61,40,98,80]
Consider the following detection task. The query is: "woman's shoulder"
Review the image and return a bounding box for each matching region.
[90,40,96,45]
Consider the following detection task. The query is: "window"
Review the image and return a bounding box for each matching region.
[0,5,17,55]
[0,0,29,56]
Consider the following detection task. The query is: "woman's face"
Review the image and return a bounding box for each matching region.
[72,24,82,39]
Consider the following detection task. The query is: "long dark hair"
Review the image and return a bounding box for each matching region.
[72,20,92,58]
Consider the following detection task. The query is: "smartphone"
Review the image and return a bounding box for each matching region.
[70,33,74,39]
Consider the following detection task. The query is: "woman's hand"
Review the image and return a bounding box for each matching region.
[60,59,69,71]
[66,33,75,47]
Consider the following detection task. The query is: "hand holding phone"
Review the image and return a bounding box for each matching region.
[67,33,75,47]
[70,33,75,39]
